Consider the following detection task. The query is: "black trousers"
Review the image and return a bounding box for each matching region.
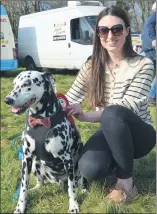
[78,105,156,180]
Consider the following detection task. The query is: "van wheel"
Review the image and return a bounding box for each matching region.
[25,57,37,71]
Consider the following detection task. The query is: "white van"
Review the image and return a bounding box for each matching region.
[18,1,141,70]
[18,1,104,70]
[0,5,18,71]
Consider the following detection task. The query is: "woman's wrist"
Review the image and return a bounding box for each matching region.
[81,112,88,122]
[76,112,86,122]
[82,111,102,123]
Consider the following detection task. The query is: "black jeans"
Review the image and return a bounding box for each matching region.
[78,105,156,180]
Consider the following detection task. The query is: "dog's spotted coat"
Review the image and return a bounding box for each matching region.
[5,71,87,213]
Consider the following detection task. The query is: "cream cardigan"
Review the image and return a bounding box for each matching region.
[66,56,154,126]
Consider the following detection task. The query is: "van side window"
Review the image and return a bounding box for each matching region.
[71,18,80,40]
[70,17,94,45]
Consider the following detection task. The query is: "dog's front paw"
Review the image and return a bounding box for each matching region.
[14,208,22,214]
[68,200,79,213]
[14,203,25,214]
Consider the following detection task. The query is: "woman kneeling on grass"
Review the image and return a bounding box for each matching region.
[65,6,156,203]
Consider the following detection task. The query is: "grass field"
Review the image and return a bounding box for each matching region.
[1,70,156,213]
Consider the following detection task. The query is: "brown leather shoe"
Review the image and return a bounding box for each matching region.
[107,183,138,203]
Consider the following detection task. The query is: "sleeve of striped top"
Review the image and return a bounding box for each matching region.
[114,59,154,114]
[65,60,91,104]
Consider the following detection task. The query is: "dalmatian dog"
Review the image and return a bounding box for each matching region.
[4,70,87,214]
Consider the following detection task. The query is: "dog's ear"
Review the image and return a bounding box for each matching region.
[50,76,57,93]
[43,72,57,93]
[43,72,51,80]
[43,72,56,82]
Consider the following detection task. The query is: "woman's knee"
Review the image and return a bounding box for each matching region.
[77,130,113,180]
[78,155,109,180]
[101,105,128,126]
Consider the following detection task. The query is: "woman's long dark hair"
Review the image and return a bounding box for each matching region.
[87,6,137,108]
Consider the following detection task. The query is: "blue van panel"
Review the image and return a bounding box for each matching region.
[0,6,18,71]
[0,5,7,15]
[0,59,18,71]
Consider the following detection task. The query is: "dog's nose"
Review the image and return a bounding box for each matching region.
[4,97,14,105]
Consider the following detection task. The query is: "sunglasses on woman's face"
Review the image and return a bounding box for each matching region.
[97,24,124,38]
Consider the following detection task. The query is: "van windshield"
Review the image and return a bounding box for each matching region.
[71,15,97,45]
[85,16,97,30]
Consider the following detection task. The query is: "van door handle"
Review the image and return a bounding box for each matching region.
[68,43,71,48]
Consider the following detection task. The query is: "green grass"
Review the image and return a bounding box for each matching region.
[1,70,156,213]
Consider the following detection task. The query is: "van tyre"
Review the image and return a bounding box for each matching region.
[25,57,37,71]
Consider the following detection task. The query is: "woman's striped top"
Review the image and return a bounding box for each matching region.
[66,55,154,126]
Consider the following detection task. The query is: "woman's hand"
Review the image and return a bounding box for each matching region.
[64,103,102,123]
[152,39,156,47]
[65,103,85,121]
